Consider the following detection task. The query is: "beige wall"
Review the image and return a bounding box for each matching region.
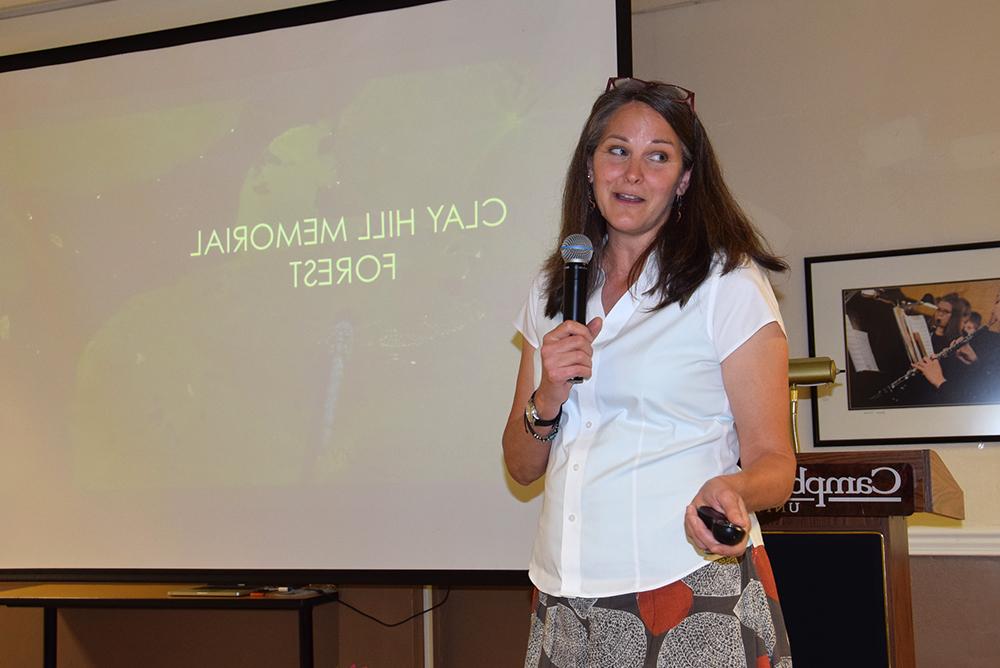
[633,0,1000,539]
[911,556,1000,667]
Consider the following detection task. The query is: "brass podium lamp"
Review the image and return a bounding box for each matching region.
[787,357,839,452]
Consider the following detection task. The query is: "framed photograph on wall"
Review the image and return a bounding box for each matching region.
[805,240,1000,447]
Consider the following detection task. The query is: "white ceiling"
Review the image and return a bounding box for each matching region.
[0,0,109,19]
[0,0,720,57]
[0,0,715,21]
[0,0,322,55]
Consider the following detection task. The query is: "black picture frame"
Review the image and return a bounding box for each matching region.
[805,240,1000,447]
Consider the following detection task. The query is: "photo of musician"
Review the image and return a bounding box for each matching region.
[965,312,983,335]
[843,278,1000,409]
[930,293,966,352]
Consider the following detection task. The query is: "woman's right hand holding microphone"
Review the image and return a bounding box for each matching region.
[533,317,603,418]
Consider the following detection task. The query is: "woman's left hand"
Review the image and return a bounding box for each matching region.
[684,476,750,557]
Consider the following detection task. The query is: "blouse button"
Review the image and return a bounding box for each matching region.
[585,421,593,428]
[568,514,576,522]
[572,464,580,472]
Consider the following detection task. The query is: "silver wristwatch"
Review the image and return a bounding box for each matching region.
[525,391,561,428]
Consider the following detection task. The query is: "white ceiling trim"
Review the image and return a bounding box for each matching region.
[0,0,111,21]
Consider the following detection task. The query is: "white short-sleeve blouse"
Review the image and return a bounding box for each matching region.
[514,255,784,598]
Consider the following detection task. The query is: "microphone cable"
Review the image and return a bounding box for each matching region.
[306,586,451,628]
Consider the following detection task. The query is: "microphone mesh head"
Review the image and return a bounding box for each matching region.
[560,234,593,264]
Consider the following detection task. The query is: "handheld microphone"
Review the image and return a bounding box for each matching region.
[560,234,594,384]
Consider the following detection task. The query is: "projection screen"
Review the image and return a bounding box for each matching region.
[0,0,627,577]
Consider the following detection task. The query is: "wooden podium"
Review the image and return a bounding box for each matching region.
[759,450,963,668]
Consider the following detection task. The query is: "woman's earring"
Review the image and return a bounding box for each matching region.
[586,173,596,208]
[674,193,683,221]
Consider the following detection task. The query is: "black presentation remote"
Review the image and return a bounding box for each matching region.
[696,505,746,546]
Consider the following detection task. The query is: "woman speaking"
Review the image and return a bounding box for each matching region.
[502,78,795,667]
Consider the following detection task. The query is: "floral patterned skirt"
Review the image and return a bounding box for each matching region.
[525,546,793,667]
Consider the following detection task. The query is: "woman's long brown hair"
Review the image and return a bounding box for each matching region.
[540,79,786,319]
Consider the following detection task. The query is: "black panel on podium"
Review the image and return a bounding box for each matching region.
[765,532,889,667]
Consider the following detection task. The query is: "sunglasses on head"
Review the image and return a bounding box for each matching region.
[605,77,695,112]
